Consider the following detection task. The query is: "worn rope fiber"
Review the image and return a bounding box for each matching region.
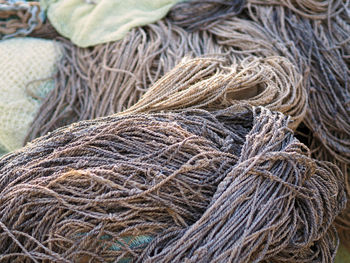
[202,2,350,171]
[122,55,306,130]
[246,3,350,244]
[25,16,308,141]
[25,19,225,143]
[183,2,350,239]
[22,0,350,247]
[0,105,346,262]
[169,0,349,158]
[167,0,246,31]
[247,0,348,20]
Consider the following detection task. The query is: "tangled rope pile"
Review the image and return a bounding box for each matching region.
[24,17,308,141]
[0,0,347,260]
[0,105,346,262]
[0,0,44,39]
[122,55,306,130]
[25,20,224,142]
[168,0,245,31]
[183,0,350,242]
[248,0,348,20]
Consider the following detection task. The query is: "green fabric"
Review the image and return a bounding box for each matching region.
[106,235,153,251]
[41,0,184,47]
[0,148,6,158]
[107,235,153,263]
[335,244,350,263]
[77,233,152,263]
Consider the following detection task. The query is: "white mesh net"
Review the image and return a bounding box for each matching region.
[0,37,62,153]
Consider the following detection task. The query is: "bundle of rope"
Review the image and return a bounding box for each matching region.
[24,20,225,143]
[168,0,245,31]
[183,0,350,242]
[0,105,346,262]
[248,2,350,246]
[122,56,306,130]
[168,0,348,30]
[15,0,349,251]
[0,0,44,39]
[24,18,308,142]
[247,0,348,20]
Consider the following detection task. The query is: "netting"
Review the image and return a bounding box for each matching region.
[0,37,62,152]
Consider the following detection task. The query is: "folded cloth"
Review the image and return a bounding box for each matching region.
[41,0,185,47]
[0,37,62,153]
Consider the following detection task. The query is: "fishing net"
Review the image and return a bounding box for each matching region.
[0,37,63,153]
[0,105,346,262]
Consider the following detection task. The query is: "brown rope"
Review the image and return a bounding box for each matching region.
[121,55,306,130]
[167,0,246,31]
[0,105,346,262]
[25,20,225,143]
[248,4,350,243]
[22,0,350,248]
[25,17,308,142]
[201,3,350,236]
[247,0,348,20]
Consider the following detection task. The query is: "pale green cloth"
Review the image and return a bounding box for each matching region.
[41,0,184,47]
